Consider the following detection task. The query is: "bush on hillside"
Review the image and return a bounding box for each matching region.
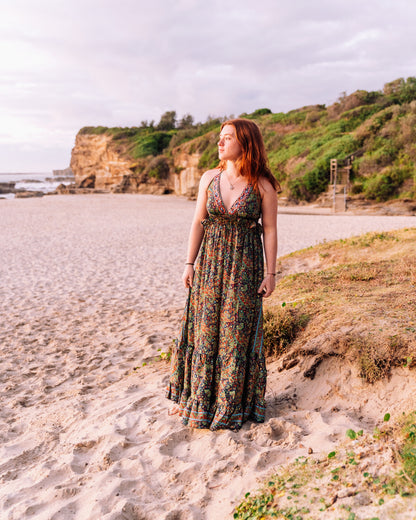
[363,167,408,201]
[144,156,170,179]
[131,132,173,158]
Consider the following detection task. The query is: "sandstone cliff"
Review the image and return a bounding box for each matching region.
[70,134,136,190]
[70,132,204,197]
[170,147,202,198]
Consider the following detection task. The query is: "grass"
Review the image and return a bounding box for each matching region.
[233,412,416,519]
[266,228,416,383]
[263,307,310,358]
[401,411,416,484]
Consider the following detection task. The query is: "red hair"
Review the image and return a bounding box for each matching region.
[219,118,281,192]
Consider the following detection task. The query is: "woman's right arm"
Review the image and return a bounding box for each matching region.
[182,169,218,288]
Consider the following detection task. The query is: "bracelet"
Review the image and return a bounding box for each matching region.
[185,262,194,265]
[267,273,276,276]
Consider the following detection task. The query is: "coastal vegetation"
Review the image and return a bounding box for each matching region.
[236,227,416,518]
[78,77,416,200]
[233,412,416,519]
[264,228,416,382]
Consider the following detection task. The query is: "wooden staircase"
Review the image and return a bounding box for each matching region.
[327,184,347,212]
[328,158,352,212]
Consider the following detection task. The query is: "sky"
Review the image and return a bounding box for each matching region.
[1,0,416,172]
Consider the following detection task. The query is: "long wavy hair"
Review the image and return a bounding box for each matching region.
[219,118,281,192]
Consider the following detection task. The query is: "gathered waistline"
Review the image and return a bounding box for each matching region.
[202,215,262,233]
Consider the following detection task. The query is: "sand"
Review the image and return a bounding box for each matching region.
[1,193,416,520]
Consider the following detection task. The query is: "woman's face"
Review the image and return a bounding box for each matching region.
[218,125,242,162]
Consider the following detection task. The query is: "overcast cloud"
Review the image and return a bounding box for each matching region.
[1,0,416,171]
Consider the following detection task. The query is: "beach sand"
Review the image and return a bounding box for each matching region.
[1,194,416,519]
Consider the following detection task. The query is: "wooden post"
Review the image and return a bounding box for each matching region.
[330,159,337,185]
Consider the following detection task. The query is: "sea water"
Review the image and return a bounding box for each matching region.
[0,171,74,199]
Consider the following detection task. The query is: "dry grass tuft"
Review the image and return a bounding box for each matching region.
[347,332,409,383]
[266,227,416,382]
[263,307,309,358]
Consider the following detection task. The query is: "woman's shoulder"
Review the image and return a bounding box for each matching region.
[199,168,221,188]
[258,176,277,195]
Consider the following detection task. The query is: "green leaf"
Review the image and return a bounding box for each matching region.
[384,413,391,422]
[328,451,336,459]
[282,302,286,307]
[346,429,357,440]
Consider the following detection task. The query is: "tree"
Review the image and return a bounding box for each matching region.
[178,113,194,129]
[157,111,176,131]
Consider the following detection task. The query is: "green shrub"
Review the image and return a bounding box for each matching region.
[363,165,408,200]
[131,132,173,158]
[288,167,330,201]
[109,127,143,140]
[400,411,416,483]
[79,126,109,135]
[364,174,399,201]
[251,108,272,116]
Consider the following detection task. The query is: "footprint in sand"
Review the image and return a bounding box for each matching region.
[69,440,98,474]
[49,501,77,519]
[158,428,193,458]
[243,418,303,447]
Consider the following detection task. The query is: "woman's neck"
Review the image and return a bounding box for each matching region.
[224,160,240,180]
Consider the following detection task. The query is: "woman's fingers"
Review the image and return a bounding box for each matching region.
[182,268,194,288]
[258,281,266,294]
[258,277,275,298]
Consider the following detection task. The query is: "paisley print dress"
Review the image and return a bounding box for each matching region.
[166,171,266,431]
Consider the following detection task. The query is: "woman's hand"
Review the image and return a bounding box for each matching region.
[257,274,276,298]
[182,264,195,288]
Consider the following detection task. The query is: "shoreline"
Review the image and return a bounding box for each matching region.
[2,188,416,216]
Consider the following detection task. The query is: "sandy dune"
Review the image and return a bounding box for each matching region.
[1,194,416,519]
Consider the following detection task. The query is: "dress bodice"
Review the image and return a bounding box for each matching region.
[206,172,261,222]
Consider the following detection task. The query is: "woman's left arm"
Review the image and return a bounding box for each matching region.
[258,179,278,298]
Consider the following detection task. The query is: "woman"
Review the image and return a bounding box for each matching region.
[166,118,279,431]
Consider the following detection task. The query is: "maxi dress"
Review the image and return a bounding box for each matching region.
[166,171,266,431]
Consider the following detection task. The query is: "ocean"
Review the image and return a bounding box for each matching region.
[0,171,74,199]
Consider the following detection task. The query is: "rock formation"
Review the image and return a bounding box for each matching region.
[0,182,16,194]
[52,167,74,179]
[70,134,134,190]
[70,133,204,197]
[170,148,202,198]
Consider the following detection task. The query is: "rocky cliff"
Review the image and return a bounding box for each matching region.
[71,134,136,190]
[170,146,202,198]
[70,133,203,197]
